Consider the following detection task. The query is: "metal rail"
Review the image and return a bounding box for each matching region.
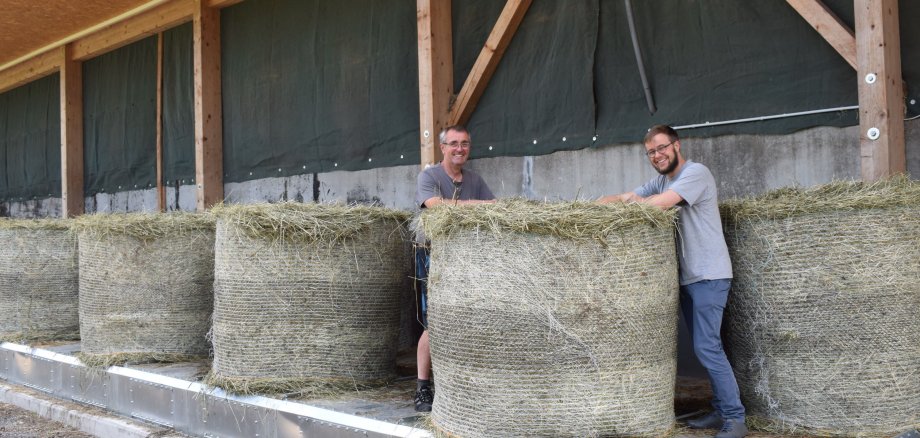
[0,342,431,438]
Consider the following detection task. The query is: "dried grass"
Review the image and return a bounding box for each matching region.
[721,176,920,437]
[209,202,412,397]
[77,212,214,366]
[0,219,79,343]
[420,200,679,437]
[210,202,410,243]
[419,198,675,242]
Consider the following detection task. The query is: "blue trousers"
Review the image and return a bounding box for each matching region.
[414,246,430,327]
[680,279,745,420]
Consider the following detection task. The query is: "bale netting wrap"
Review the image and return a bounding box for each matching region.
[720,176,920,436]
[419,200,679,438]
[0,219,79,342]
[74,213,216,367]
[208,203,412,395]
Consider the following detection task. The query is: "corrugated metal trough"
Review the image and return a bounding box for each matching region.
[0,342,431,438]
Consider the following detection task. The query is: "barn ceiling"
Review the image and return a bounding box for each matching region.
[0,0,149,66]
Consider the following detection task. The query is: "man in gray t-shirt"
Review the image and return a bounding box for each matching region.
[412,125,494,413]
[599,125,747,438]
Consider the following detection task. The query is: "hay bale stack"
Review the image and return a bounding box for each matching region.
[720,177,920,436]
[0,219,79,342]
[208,203,412,395]
[73,213,215,366]
[419,200,679,437]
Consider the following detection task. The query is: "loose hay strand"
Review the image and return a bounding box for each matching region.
[211,202,411,243]
[76,352,206,368]
[720,175,919,221]
[419,198,676,241]
[72,211,215,241]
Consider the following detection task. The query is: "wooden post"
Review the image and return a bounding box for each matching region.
[785,0,856,69]
[156,32,166,212]
[60,45,84,218]
[417,0,452,167]
[193,0,223,210]
[449,0,531,126]
[855,0,905,181]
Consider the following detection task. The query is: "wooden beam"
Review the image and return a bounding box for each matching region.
[193,0,223,210]
[417,0,452,167]
[0,50,62,95]
[206,0,244,8]
[786,0,856,70]
[449,0,532,126]
[60,45,84,218]
[156,32,166,212]
[856,0,905,181]
[72,0,195,61]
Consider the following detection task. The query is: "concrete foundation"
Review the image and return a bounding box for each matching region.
[2,122,918,217]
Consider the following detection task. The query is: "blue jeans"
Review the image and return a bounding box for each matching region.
[680,279,745,420]
[414,246,430,327]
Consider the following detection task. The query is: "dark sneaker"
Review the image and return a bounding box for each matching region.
[414,386,434,412]
[715,418,749,438]
[687,411,723,429]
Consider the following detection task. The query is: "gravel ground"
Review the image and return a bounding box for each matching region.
[0,403,94,438]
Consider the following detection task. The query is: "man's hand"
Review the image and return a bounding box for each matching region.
[597,190,682,210]
[597,192,642,204]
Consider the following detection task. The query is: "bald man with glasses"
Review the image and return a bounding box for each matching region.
[599,125,747,438]
[412,124,495,412]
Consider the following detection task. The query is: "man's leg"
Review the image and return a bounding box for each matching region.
[417,330,431,380]
[413,246,434,412]
[683,279,745,421]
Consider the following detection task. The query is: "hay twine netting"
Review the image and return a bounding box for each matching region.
[73,212,215,367]
[419,199,679,438]
[0,219,79,342]
[207,202,412,396]
[720,176,920,436]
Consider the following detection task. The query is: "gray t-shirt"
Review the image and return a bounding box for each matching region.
[634,160,732,285]
[415,164,494,208]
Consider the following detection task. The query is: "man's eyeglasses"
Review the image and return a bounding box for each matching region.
[645,141,675,158]
[442,141,471,149]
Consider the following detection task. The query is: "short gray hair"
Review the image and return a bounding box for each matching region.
[439,125,470,144]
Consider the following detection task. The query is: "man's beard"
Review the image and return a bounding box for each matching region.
[655,155,678,175]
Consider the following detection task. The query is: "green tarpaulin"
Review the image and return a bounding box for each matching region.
[0,74,61,202]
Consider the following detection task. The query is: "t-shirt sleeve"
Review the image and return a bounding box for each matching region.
[669,165,709,206]
[633,178,659,198]
[416,169,441,208]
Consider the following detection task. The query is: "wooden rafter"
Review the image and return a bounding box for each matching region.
[856,0,905,180]
[72,0,195,61]
[417,0,453,167]
[0,50,61,94]
[449,0,532,126]
[786,0,856,70]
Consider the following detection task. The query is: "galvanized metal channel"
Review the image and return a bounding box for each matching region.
[0,342,431,438]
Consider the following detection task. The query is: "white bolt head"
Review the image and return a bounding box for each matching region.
[865,73,877,84]
[867,127,881,140]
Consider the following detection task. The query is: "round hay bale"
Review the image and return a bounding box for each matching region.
[720,176,920,436]
[0,219,79,342]
[419,200,679,437]
[73,213,215,367]
[208,203,412,395]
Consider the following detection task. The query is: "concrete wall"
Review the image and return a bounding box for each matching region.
[2,120,918,216]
